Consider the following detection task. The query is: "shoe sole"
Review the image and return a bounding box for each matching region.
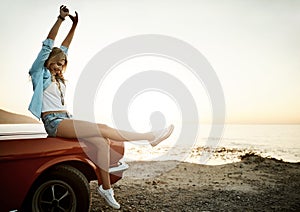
[151,125,174,147]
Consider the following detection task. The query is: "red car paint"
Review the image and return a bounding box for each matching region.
[0,137,127,211]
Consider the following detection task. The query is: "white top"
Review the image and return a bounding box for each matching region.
[42,81,67,112]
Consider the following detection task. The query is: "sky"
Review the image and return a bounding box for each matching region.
[1,0,300,125]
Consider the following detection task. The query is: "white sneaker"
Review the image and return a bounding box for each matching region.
[97,185,120,209]
[150,124,174,147]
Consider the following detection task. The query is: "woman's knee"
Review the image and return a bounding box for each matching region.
[98,123,109,131]
[85,137,110,148]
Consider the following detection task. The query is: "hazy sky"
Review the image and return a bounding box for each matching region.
[1,0,299,124]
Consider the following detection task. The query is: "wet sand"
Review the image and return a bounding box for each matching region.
[90,153,300,211]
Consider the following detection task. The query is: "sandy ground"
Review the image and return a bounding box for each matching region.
[1,110,298,211]
[90,153,300,211]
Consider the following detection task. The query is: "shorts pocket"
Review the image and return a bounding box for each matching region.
[44,114,60,128]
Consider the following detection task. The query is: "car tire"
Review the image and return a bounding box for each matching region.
[24,165,90,212]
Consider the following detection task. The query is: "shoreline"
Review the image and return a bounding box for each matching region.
[91,153,300,211]
[123,145,300,166]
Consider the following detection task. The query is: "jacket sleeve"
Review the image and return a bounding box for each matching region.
[60,45,68,55]
[29,39,54,76]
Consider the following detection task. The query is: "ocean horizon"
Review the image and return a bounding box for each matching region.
[1,123,299,165]
[123,124,300,165]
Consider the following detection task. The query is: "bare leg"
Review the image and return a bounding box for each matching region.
[55,118,173,209]
[56,119,154,189]
[84,137,111,189]
[56,119,155,141]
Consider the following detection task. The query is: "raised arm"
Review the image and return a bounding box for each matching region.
[47,5,70,40]
[61,11,78,48]
[29,6,69,76]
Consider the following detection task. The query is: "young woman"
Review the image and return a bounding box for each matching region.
[28,5,174,209]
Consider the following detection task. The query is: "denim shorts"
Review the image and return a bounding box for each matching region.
[42,112,72,137]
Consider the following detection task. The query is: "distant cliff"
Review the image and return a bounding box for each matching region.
[0,109,39,124]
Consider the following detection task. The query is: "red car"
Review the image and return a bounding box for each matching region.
[0,111,128,212]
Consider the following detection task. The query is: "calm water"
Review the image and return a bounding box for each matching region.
[124,124,300,165]
[2,124,299,165]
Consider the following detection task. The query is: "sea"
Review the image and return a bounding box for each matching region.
[1,124,299,165]
[123,124,300,165]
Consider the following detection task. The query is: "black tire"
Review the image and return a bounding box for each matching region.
[24,165,90,212]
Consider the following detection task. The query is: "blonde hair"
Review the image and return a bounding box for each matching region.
[45,47,68,84]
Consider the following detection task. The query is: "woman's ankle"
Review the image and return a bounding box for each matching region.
[147,132,155,141]
[101,184,111,190]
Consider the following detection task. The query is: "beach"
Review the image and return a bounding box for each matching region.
[90,153,300,211]
[1,110,299,210]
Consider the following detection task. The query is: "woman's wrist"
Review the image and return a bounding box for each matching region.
[58,15,65,21]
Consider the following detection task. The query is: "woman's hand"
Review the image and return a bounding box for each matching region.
[68,11,79,26]
[61,11,78,48]
[60,5,69,18]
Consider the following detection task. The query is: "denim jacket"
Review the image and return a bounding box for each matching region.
[28,39,68,119]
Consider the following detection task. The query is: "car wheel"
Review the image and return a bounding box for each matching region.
[26,165,90,212]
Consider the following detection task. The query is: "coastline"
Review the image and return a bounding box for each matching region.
[1,110,299,210]
[91,153,300,211]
